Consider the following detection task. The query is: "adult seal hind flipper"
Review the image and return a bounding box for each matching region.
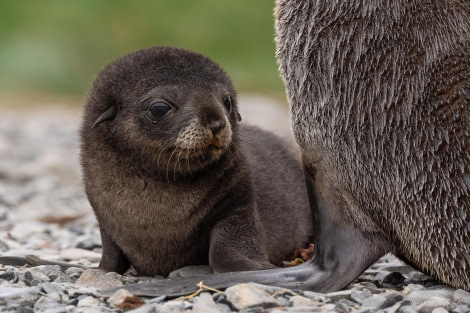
[99,0,470,296]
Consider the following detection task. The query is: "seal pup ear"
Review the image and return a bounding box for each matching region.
[236,113,242,122]
[92,104,118,129]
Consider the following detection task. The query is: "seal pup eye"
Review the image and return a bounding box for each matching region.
[149,100,172,118]
[223,95,232,113]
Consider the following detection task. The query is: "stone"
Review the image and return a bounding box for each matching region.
[339,298,361,310]
[216,302,232,313]
[124,303,158,313]
[192,292,222,313]
[32,296,65,312]
[400,306,419,313]
[455,290,470,306]
[66,285,100,298]
[335,301,351,313]
[0,208,8,221]
[385,290,404,303]
[416,297,454,313]
[107,288,134,306]
[453,305,470,313]
[284,306,322,312]
[225,283,280,311]
[31,265,62,273]
[0,271,16,281]
[386,302,404,313]
[75,269,123,290]
[145,295,166,305]
[326,290,353,302]
[289,295,322,307]
[46,270,66,281]
[65,267,85,276]
[75,235,102,250]
[0,285,40,300]
[404,286,455,306]
[39,282,68,302]
[22,270,51,286]
[155,300,185,313]
[382,272,406,285]
[362,295,389,309]
[77,295,100,307]
[351,289,373,304]
[302,291,328,302]
[53,275,72,284]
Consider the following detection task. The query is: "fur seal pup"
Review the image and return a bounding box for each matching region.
[101,0,470,297]
[80,46,313,276]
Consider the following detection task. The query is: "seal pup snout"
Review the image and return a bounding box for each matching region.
[174,95,233,160]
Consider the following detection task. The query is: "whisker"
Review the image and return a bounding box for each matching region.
[177,150,183,176]
[166,148,178,183]
[173,151,179,182]
[186,150,194,177]
[157,141,172,168]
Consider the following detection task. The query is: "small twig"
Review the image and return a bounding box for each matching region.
[174,281,223,301]
[25,254,88,270]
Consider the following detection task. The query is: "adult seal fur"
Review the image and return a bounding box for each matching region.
[102,0,470,297]
[275,0,470,291]
[80,46,313,276]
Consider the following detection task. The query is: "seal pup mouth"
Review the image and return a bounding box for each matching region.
[174,136,229,160]
[172,116,233,162]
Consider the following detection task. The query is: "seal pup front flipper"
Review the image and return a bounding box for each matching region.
[97,226,130,274]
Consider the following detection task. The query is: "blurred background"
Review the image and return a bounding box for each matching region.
[0,1,292,253]
[0,0,287,107]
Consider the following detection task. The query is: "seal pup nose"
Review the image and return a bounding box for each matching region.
[200,104,228,135]
[207,118,226,135]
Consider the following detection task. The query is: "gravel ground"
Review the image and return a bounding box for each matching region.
[1,98,469,313]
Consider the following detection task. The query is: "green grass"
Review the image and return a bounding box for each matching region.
[0,1,286,101]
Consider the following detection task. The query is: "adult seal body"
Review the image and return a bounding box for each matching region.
[81,46,313,277]
[275,0,470,291]
[103,0,470,297]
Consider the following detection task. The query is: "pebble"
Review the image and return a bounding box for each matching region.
[192,292,222,313]
[107,288,134,307]
[75,269,123,289]
[0,106,468,313]
[455,290,470,306]
[225,283,281,310]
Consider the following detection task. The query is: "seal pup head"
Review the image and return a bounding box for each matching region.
[83,46,242,179]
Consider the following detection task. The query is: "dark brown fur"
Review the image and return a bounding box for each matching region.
[100,0,470,297]
[80,46,312,277]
